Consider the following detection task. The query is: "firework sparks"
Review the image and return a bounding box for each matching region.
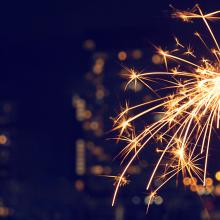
[101,175,130,187]
[111,5,220,208]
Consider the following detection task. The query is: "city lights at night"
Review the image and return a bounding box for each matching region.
[2,1,220,220]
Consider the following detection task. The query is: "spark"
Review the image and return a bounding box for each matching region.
[121,66,157,93]
[102,175,130,187]
[111,5,220,209]
[184,45,196,58]
[174,36,185,48]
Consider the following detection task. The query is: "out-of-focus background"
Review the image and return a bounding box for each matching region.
[1,0,220,219]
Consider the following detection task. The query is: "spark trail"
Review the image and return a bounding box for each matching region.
[111,5,220,208]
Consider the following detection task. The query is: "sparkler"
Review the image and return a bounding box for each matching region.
[111,5,220,208]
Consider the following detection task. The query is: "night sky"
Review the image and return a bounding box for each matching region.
[1,0,220,219]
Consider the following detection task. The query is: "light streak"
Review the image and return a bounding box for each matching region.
[111,5,220,209]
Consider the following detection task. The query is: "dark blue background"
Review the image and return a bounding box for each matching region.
[0,0,219,219]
